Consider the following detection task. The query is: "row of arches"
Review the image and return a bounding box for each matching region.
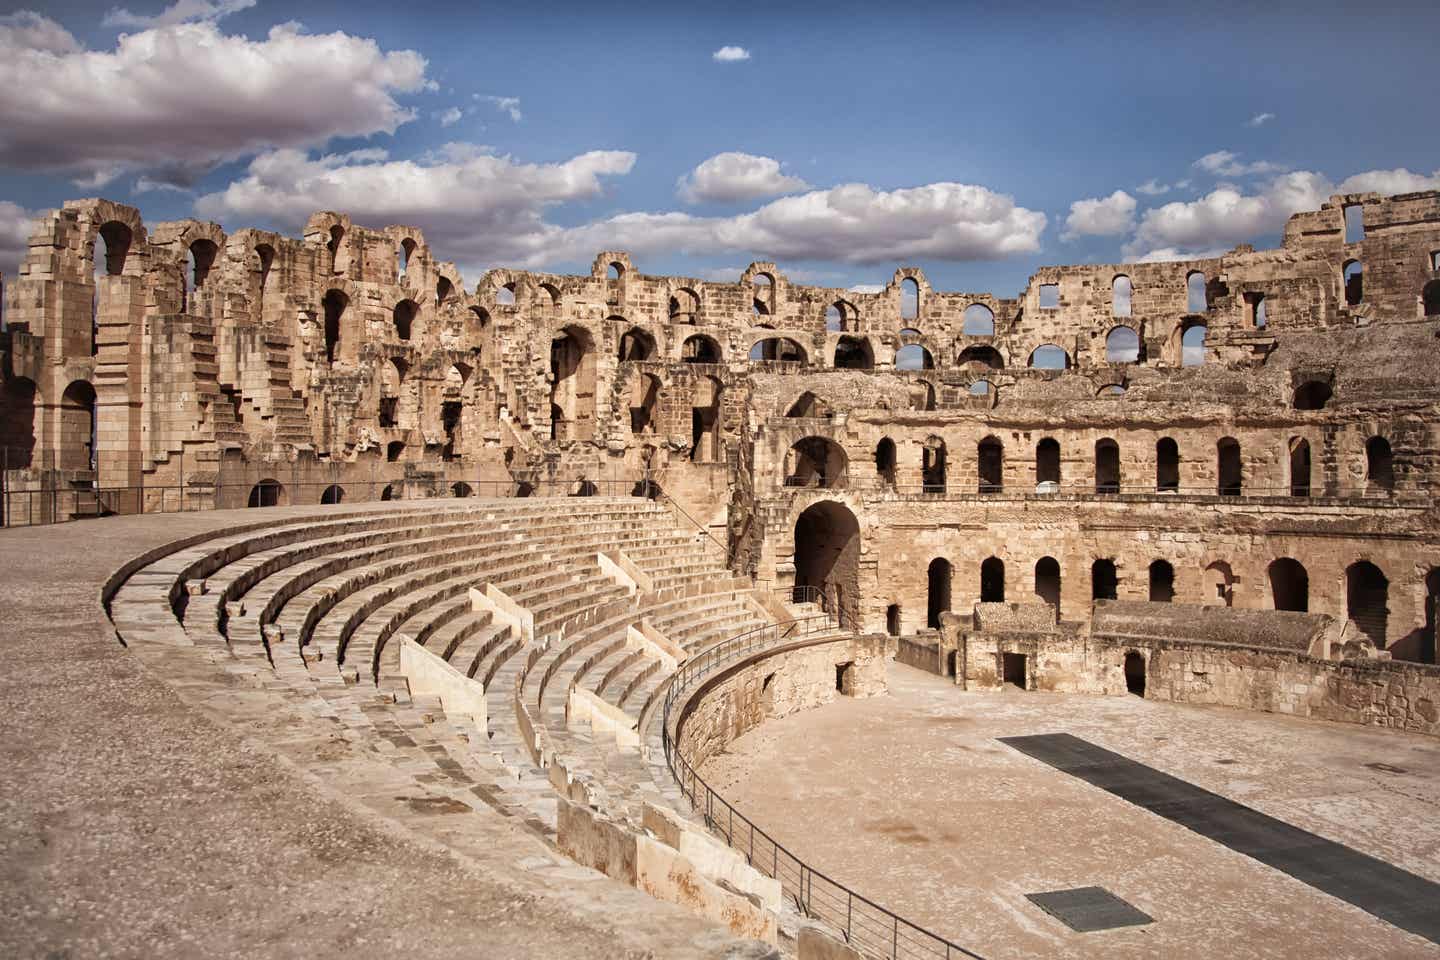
[872,433,1396,496]
[919,554,1401,649]
[0,378,96,472]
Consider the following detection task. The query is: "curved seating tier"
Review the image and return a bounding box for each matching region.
[109,498,795,847]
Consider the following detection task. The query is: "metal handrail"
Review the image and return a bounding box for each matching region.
[658,493,732,565]
[661,619,989,960]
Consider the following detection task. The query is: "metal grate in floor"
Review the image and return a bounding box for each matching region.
[1025,886,1154,933]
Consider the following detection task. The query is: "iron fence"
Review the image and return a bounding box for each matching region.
[661,617,988,960]
[870,480,1407,502]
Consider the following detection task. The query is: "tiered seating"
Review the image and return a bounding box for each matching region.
[108,497,793,844]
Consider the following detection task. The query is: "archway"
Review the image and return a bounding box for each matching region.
[786,437,847,488]
[689,376,723,463]
[927,558,951,628]
[246,478,284,508]
[980,557,1005,603]
[875,437,897,488]
[618,327,656,362]
[1035,557,1061,610]
[320,484,344,504]
[393,299,417,341]
[977,436,1003,493]
[886,604,902,637]
[1289,438,1312,497]
[1217,438,1242,496]
[1092,559,1118,601]
[59,380,97,471]
[1156,437,1179,491]
[1036,438,1060,488]
[749,337,806,364]
[321,289,347,363]
[1269,558,1309,612]
[833,336,873,370]
[1124,651,1146,696]
[1095,438,1120,493]
[0,377,38,469]
[922,436,946,493]
[629,372,662,435]
[1346,561,1389,648]
[1149,560,1175,602]
[551,326,596,440]
[451,481,473,498]
[1366,436,1394,493]
[793,501,861,625]
[681,334,721,364]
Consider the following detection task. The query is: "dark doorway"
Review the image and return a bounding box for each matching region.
[1156,438,1179,491]
[1290,439,1311,497]
[927,558,952,628]
[1036,438,1060,487]
[981,557,1005,603]
[978,437,1003,493]
[886,603,901,637]
[1217,438,1242,496]
[794,501,861,624]
[1002,652,1027,689]
[1269,558,1309,612]
[1035,557,1061,610]
[1095,439,1120,493]
[1346,561,1389,649]
[875,437,897,488]
[1092,559,1118,601]
[1148,560,1175,603]
[1124,651,1146,696]
[835,661,854,694]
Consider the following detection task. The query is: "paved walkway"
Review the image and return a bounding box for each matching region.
[0,504,765,960]
[702,662,1440,960]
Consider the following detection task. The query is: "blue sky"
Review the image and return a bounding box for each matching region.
[1,0,1436,296]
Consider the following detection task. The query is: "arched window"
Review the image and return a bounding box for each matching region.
[824,304,843,332]
[380,483,396,501]
[1425,280,1440,317]
[189,238,217,289]
[436,276,454,306]
[1186,271,1207,312]
[397,237,416,280]
[1095,438,1120,493]
[785,437,847,489]
[326,224,344,274]
[1217,437,1242,496]
[393,299,417,341]
[900,277,919,320]
[957,345,1003,370]
[1294,381,1332,410]
[887,604,902,637]
[1149,560,1175,602]
[97,221,132,276]
[670,287,699,323]
[785,391,830,418]
[386,440,406,462]
[322,289,346,363]
[1366,436,1394,492]
[451,481,473,498]
[980,557,1005,603]
[1036,438,1060,488]
[495,282,517,306]
[875,437,897,487]
[1289,438,1311,497]
[1181,324,1207,366]
[962,304,995,336]
[628,372,661,435]
[1112,275,1132,317]
[552,326,597,440]
[320,484,345,504]
[1092,559,1118,601]
[690,376,723,462]
[749,337,806,363]
[59,380,96,471]
[922,436,946,493]
[895,343,933,370]
[1267,558,1313,613]
[1156,437,1179,491]
[618,327,656,362]
[1105,327,1139,363]
[968,380,995,399]
[1344,260,1363,306]
[681,334,721,364]
[834,336,873,370]
[607,262,623,281]
[246,479,284,508]
[927,558,952,628]
[1251,293,1267,328]
[1035,557,1061,609]
[1028,344,1069,370]
[1346,561,1389,648]
[977,436,1003,493]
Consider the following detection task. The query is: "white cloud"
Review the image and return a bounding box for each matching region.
[847,284,884,294]
[676,152,809,204]
[712,46,750,62]
[198,149,1047,275]
[1128,246,1229,264]
[1136,179,1171,196]
[1194,150,1288,178]
[1246,112,1275,128]
[0,200,33,278]
[195,145,638,269]
[475,95,521,122]
[0,14,429,186]
[1124,170,1333,260]
[1061,190,1136,241]
[1336,168,1440,195]
[435,106,462,127]
[103,0,254,28]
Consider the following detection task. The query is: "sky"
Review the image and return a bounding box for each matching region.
[0,0,1437,298]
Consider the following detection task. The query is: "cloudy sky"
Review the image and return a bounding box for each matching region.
[1,0,1436,295]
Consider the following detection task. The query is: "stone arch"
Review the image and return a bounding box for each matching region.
[977,435,1004,493]
[1035,437,1061,488]
[618,325,657,362]
[962,304,995,336]
[393,299,418,341]
[927,557,952,628]
[1366,436,1394,493]
[247,479,285,508]
[669,287,700,323]
[1289,437,1312,496]
[551,324,596,440]
[1105,326,1140,363]
[956,345,1004,370]
[0,376,38,469]
[96,220,134,276]
[1095,437,1120,493]
[1294,380,1331,410]
[1035,556,1061,609]
[749,336,807,364]
[1112,275,1133,317]
[320,484,345,504]
[833,335,874,370]
[1028,344,1070,370]
[1149,559,1175,602]
[1204,560,1234,607]
[1269,558,1309,612]
[689,375,723,462]
[875,437,897,487]
[1346,561,1389,648]
[785,390,830,418]
[321,289,347,363]
[785,437,847,489]
[1124,651,1146,696]
[628,370,662,435]
[922,435,946,493]
[1156,437,1179,491]
[1217,437,1242,496]
[793,500,861,624]
[681,333,722,364]
[980,557,1005,603]
[1092,559,1118,601]
[59,379,96,471]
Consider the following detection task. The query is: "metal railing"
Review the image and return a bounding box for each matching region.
[658,493,733,565]
[661,618,988,960]
[864,479,1408,503]
[0,476,663,529]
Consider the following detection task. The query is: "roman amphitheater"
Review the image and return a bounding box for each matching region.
[4,190,1440,960]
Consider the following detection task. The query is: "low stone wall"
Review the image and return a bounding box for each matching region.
[677,634,888,771]
[1107,638,1440,735]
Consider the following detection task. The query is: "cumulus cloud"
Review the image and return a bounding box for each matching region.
[0,200,33,278]
[197,148,1047,275]
[475,94,522,122]
[676,152,809,204]
[1194,150,1288,178]
[1124,170,1334,261]
[1061,190,1136,241]
[712,46,750,62]
[847,284,884,294]
[195,145,638,268]
[1246,112,1275,128]
[103,0,254,28]
[0,13,429,186]
[1337,168,1440,195]
[435,106,462,127]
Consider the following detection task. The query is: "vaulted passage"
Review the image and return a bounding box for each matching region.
[793,501,860,623]
[1347,561,1389,648]
[927,557,951,628]
[1124,652,1146,696]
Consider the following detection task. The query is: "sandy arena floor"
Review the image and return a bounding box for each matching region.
[700,662,1440,960]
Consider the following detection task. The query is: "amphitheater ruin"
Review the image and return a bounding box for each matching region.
[4,190,1440,959]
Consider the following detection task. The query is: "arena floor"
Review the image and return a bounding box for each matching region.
[700,663,1440,960]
